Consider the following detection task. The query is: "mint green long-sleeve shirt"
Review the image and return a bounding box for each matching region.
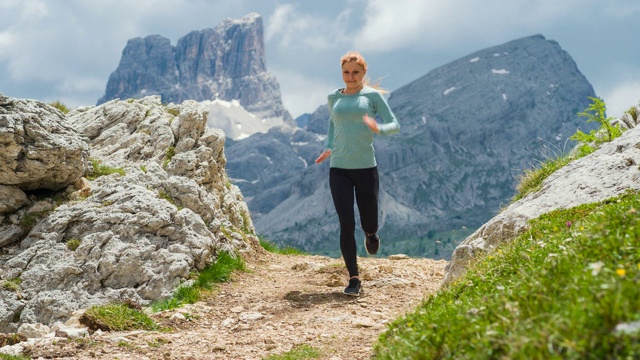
[326,86,400,169]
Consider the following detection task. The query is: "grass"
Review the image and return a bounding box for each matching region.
[80,303,161,332]
[162,147,175,169]
[86,158,125,180]
[512,154,573,202]
[512,97,626,203]
[2,278,21,292]
[263,344,322,360]
[66,238,81,251]
[167,108,180,117]
[158,190,181,210]
[0,354,31,360]
[259,237,307,255]
[49,100,70,114]
[19,210,51,232]
[152,251,246,312]
[373,190,640,359]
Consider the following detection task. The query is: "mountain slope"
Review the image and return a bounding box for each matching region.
[231,34,598,258]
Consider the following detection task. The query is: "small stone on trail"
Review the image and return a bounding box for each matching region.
[388,254,410,260]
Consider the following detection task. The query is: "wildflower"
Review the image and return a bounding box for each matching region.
[616,269,626,277]
[579,226,584,231]
[566,221,572,228]
[587,261,604,276]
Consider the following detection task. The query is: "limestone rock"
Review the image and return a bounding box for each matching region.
[0,95,258,332]
[443,124,640,284]
[0,93,89,191]
[17,323,50,339]
[0,185,28,214]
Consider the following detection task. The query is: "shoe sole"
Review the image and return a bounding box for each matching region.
[343,290,360,297]
[364,237,380,256]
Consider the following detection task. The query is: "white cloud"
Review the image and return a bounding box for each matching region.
[0,31,15,59]
[58,76,104,93]
[21,0,49,21]
[266,4,351,50]
[601,82,640,119]
[603,1,640,17]
[271,67,335,118]
[353,0,591,52]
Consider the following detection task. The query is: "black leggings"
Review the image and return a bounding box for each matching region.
[329,167,379,278]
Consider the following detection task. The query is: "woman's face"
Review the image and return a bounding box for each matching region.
[342,61,366,90]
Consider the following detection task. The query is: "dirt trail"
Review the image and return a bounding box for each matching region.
[30,250,447,360]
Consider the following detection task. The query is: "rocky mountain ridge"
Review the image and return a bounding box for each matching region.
[0,93,258,333]
[98,13,292,130]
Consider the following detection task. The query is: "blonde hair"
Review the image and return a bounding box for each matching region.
[340,51,387,94]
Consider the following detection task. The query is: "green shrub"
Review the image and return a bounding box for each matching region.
[570,96,623,155]
[152,251,246,312]
[374,191,640,359]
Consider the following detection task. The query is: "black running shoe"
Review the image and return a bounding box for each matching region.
[365,233,380,255]
[343,277,361,296]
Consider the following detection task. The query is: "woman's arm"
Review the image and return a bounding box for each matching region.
[369,91,400,135]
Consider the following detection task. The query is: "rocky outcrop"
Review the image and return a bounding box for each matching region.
[0,94,257,333]
[0,94,89,191]
[97,13,292,126]
[443,106,640,284]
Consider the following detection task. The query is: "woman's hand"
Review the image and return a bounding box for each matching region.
[363,114,380,134]
[315,149,332,164]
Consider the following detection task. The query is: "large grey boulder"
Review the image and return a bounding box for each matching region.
[443,109,640,284]
[0,95,257,332]
[0,93,89,191]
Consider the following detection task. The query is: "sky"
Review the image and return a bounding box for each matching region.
[1,0,639,120]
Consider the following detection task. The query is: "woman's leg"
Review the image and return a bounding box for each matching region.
[354,167,379,235]
[329,168,358,278]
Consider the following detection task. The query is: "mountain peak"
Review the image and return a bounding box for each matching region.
[97,13,292,124]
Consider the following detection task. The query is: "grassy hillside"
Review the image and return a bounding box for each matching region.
[373,190,639,359]
[373,99,640,359]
